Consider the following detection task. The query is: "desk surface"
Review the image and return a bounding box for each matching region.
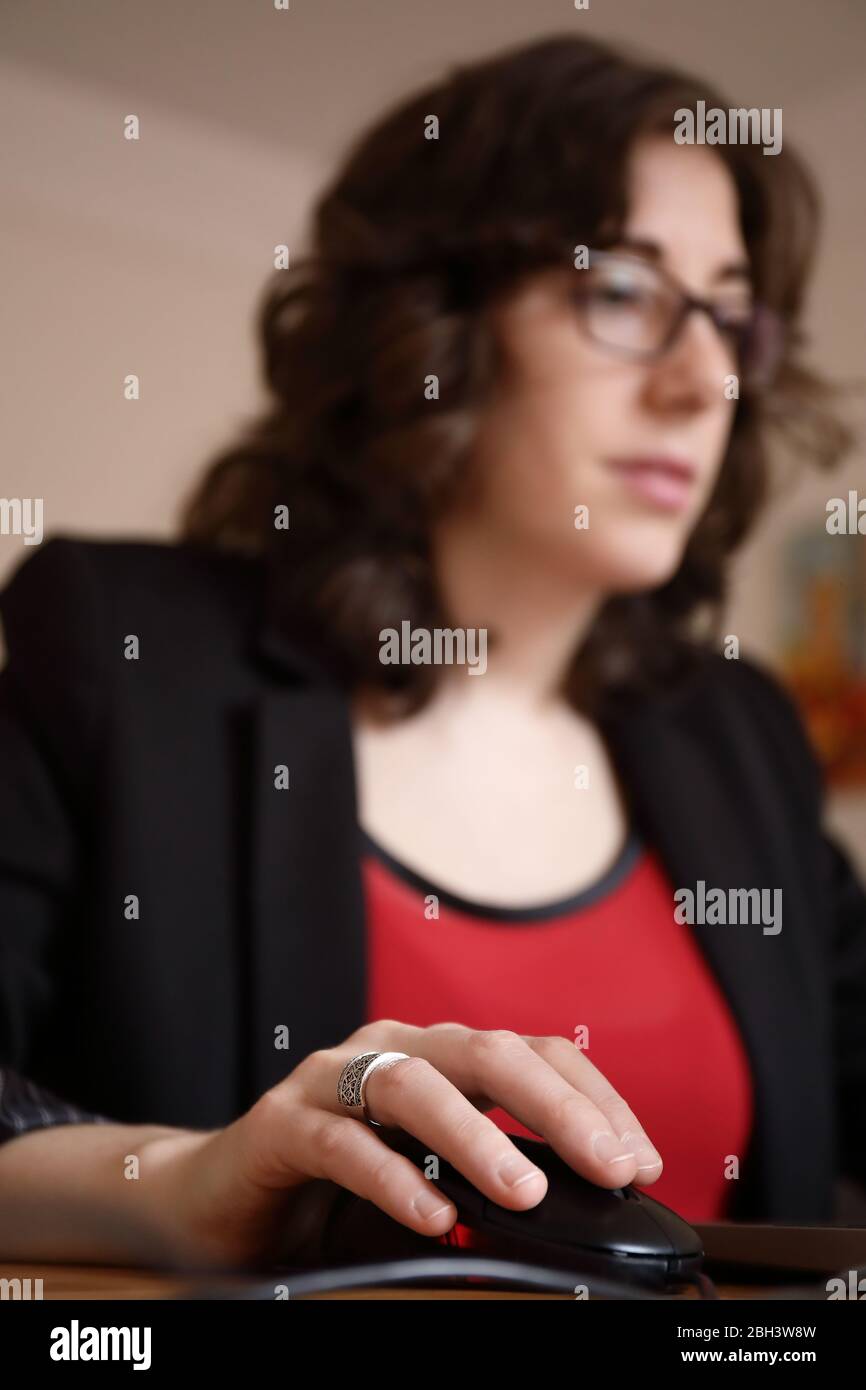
[0,1262,818,1300]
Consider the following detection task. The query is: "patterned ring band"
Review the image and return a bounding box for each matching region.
[336,1051,412,1127]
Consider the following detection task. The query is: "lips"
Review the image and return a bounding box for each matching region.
[605,456,697,513]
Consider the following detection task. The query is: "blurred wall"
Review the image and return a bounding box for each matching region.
[1,0,864,865]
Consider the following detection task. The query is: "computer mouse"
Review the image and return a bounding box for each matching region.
[319,1127,704,1292]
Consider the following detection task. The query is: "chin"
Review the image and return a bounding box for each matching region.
[576,528,689,594]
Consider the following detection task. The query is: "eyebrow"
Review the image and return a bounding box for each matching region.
[611,236,752,285]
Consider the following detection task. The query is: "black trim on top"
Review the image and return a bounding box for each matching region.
[358,826,644,924]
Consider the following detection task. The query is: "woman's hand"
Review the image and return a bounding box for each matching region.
[152,1019,663,1270]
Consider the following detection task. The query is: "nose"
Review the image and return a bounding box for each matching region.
[643,308,735,415]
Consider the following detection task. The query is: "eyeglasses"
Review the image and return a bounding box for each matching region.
[569,250,785,390]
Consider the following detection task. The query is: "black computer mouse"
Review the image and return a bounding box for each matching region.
[319,1127,704,1292]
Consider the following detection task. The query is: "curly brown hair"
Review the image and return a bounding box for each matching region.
[180,33,852,716]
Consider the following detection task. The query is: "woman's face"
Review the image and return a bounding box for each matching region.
[469,134,752,593]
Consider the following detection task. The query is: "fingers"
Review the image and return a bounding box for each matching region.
[299,1049,548,1220]
[256,1021,663,1248]
[342,1024,662,1186]
[525,1036,663,1185]
[409,1025,662,1189]
[301,1108,461,1237]
[361,1055,549,1208]
[247,1082,459,1238]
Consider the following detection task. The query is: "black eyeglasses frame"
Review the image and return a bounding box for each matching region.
[570,249,785,390]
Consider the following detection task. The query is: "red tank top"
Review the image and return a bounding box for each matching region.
[361,830,753,1222]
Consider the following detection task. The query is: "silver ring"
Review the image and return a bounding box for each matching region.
[336,1050,412,1126]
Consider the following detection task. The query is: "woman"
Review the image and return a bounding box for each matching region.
[0,34,863,1270]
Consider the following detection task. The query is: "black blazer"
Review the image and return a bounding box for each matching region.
[1,536,865,1223]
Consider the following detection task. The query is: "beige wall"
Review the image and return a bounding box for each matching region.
[1,0,864,865]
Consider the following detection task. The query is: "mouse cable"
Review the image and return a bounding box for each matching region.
[177,1257,866,1301]
[177,1254,700,1300]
